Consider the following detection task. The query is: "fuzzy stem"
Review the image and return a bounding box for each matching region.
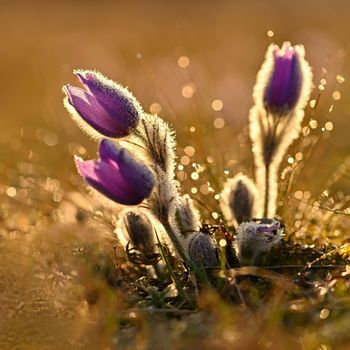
[264,162,270,217]
[262,112,282,218]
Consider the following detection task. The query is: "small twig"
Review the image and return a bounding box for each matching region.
[127,307,195,315]
[298,245,349,274]
[292,197,350,217]
[264,264,346,271]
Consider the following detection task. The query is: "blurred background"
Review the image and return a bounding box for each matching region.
[0,0,349,201]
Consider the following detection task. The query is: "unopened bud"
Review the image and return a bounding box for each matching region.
[220,173,258,226]
[123,210,155,254]
[186,232,218,268]
[176,194,201,236]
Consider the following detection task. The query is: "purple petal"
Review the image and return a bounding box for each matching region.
[256,221,280,234]
[99,140,155,199]
[64,85,133,137]
[75,140,155,205]
[75,71,140,134]
[264,46,302,113]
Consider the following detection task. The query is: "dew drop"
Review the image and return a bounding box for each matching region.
[211,99,223,111]
[332,91,341,100]
[320,308,330,320]
[6,187,16,197]
[294,191,303,200]
[149,102,162,114]
[180,155,190,166]
[309,119,318,129]
[336,74,345,83]
[219,238,226,247]
[212,212,219,220]
[213,117,225,129]
[191,172,199,180]
[178,56,190,68]
[182,83,196,99]
[184,145,195,157]
[325,121,333,131]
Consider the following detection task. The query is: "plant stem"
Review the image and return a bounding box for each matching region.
[162,219,210,285]
[264,162,270,217]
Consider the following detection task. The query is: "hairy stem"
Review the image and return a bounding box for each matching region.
[264,162,270,217]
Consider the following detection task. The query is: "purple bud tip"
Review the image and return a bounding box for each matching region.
[256,221,280,235]
[63,70,142,138]
[75,139,155,205]
[264,43,302,114]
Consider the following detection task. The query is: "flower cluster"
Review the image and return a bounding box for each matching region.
[63,41,313,268]
[63,69,191,264]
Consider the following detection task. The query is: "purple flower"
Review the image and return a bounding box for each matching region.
[75,139,155,205]
[63,70,142,137]
[264,44,302,114]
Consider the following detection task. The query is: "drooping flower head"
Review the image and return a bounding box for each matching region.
[254,42,312,115]
[75,139,155,205]
[63,70,142,138]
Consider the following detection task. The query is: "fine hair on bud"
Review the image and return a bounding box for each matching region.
[63,69,143,140]
[220,173,259,225]
[175,194,201,237]
[249,42,313,218]
[185,232,218,268]
[123,210,155,254]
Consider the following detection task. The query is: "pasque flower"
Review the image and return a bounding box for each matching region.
[236,219,284,265]
[75,139,155,205]
[263,43,303,114]
[250,42,313,217]
[63,70,142,137]
[264,43,302,113]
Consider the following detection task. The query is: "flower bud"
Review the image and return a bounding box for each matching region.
[123,210,155,254]
[175,194,201,236]
[75,139,155,205]
[253,42,312,116]
[264,43,302,113]
[63,70,142,138]
[220,173,258,226]
[186,232,218,268]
